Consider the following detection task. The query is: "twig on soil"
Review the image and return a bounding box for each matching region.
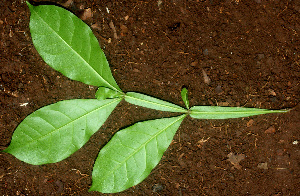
[109,21,118,39]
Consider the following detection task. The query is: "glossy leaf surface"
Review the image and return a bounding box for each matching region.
[27,2,121,92]
[90,114,187,193]
[190,106,288,119]
[95,87,123,100]
[125,92,187,113]
[181,88,189,109]
[4,98,122,165]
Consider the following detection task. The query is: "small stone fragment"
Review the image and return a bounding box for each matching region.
[227,153,245,170]
[152,183,163,192]
[203,48,209,56]
[247,119,254,127]
[91,23,101,30]
[133,68,140,73]
[9,29,13,37]
[157,0,163,10]
[292,140,298,145]
[268,89,276,96]
[257,53,265,60]
[218,102,229,106]
[278,140,285,144]
[178,153,187,167]
[80,8,92,21]
[20,103,29,107]
[257,162,268,169]
[120,24,128,36]
[55,180,64,194]
[265,126,276,134]
[190,61,197,67]
[62,0,73,7]
[215,85,223,94]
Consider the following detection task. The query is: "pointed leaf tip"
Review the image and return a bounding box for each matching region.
[181,88,189,109]
[28,3,122,92]
[26,1,33,10]
[190,106,288,119]
[4,98,122,165]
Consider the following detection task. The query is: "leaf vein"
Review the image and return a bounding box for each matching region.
[126,95,186,112]
[16,98,122,149]
[32,8,121,92]
[98,115,186,186]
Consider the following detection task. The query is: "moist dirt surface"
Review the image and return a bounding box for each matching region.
[1,0,300,195]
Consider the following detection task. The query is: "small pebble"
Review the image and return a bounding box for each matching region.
[203,49,209,56]
[247,119,254,127]
[257,53,265,60]
[257,162,268,170]
[215,85,223,94]
[265,126,276,134]
[152,184,163,192]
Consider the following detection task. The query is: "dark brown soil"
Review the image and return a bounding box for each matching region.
[1,0,299,195]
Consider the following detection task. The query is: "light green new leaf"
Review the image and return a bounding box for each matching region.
[190,106,288,119]
[90,114,187,193]
[95,87,123,100]
[4,98,122,165]
[27,2,121,92]
[181,88,189,109]
[125,92,187,113]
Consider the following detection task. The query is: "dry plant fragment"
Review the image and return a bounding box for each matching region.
[257,162,268,169]
[197,137,210,148]
[80,8,92,21]
[202,69,211,85]
[109,21,118,39]
[227,152,245,170]
[62,0,73,7]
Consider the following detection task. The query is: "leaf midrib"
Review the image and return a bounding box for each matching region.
[16,98,122,149]
[32,6,121,93]
[125,94,187,113]
[190,110,284,115]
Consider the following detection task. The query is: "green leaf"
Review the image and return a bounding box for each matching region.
[181,88,189,109]
[125,92,187,113]
[4,98,122,165]
[90,114,187,193]
[27,2,121,92]
[190,106,288,119]
[95,87,123,100]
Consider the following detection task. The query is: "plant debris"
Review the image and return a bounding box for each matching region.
[227,153,245,170]
[257,162,268,170]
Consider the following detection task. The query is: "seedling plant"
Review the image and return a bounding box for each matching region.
[4,2,288,193]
